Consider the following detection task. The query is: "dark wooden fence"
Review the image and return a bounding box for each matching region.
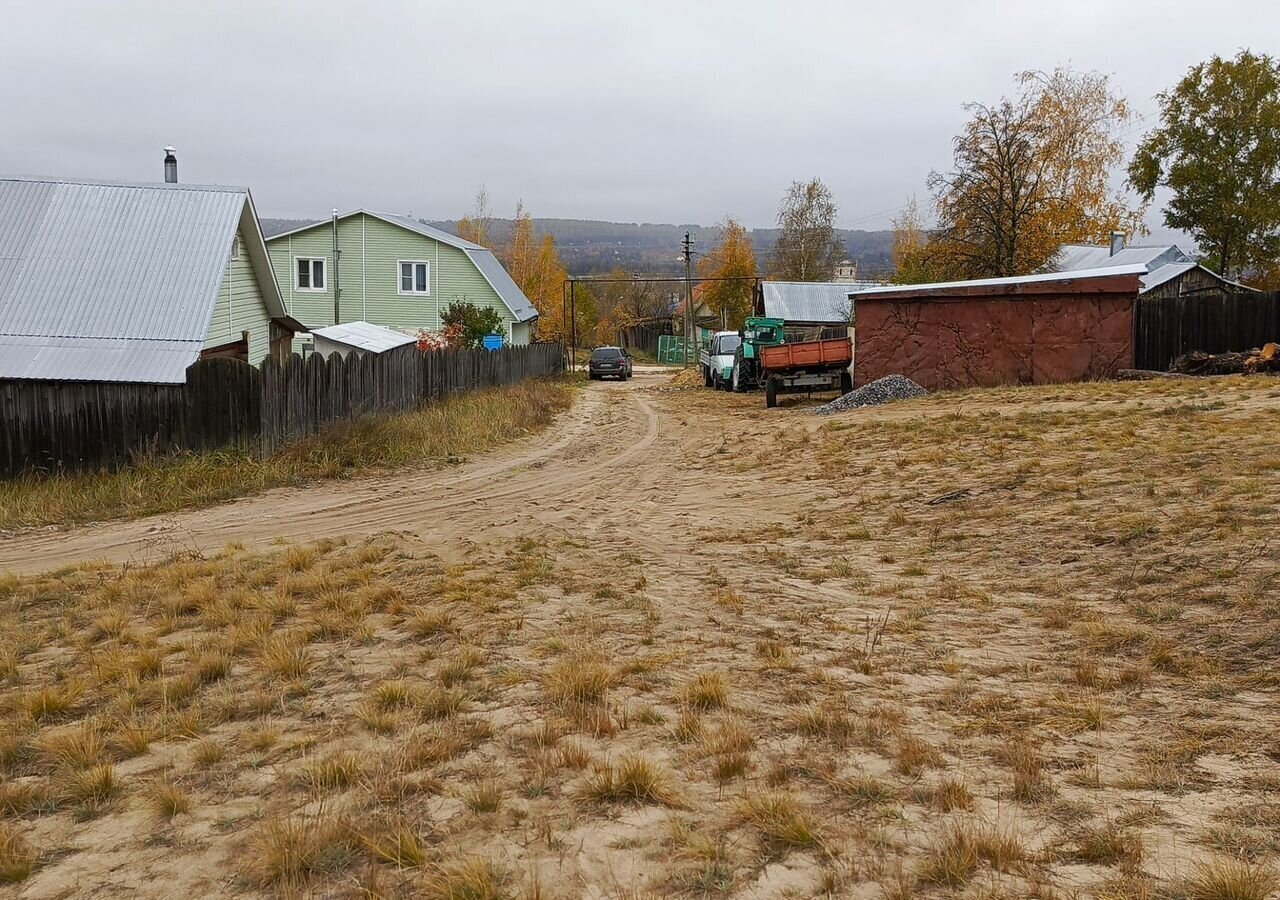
[0,343,564,477]
[1134,290,1280,371]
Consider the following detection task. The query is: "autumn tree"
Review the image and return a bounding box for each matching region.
[1129,50,1280,280]
[456,186,493,247]
[589,267,675,345]
[889,197,946,284]
[927,67,1145,279]
[695,219,757,328]
[494,201,585,342]
[771,178,844,281]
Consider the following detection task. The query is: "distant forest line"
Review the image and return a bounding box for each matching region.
[262,216,895,278]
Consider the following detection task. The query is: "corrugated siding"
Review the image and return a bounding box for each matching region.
[206,227,272,363]
[268,225,336,328]
[267,214,515,334]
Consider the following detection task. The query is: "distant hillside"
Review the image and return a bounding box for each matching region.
[261,215,895,278]
[261,218,318,238]
[430,218,895,278]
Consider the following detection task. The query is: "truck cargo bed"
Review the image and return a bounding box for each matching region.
[760,337,852,374]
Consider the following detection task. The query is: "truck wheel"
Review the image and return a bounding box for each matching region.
[765,376,780,408]
[840,371,853,395]
[703,366,712,387]
[731,364,742,392]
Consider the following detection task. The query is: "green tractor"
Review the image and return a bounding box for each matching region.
[728,316,784,392]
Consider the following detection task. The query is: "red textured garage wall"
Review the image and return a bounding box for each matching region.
[854,293,1134,390]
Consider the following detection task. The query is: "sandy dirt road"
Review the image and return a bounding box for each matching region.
[0,368,800,576]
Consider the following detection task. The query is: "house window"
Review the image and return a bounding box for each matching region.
[295,257,326,292]
[399,261,430,295]
[230,236,240,260]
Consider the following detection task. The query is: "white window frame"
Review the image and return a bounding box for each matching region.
[294,256,327,292]
[397,260,431,296]
[230,235,240,260]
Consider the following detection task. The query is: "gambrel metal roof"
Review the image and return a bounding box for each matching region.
[0,176,286,382]
[267,210,539,323]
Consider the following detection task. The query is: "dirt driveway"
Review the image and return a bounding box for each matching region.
[0,369,782,576]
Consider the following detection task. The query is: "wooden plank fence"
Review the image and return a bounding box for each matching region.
[1134,289,1280,371]
[0,342,564,477]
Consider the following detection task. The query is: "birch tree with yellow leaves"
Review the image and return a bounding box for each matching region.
[697,219,757,328]
[921,67,1146,280]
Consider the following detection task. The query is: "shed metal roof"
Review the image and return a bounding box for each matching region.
[267,210,538,323]
[848,265,1148,300]
[0,175,286,382]
[760,281,876,323]
[310,320,415,353]
[1054,243,1190,274]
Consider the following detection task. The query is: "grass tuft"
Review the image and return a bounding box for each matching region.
[147,773,193,820]
[737,790,820,851]
[420,856,506,900]
[247,814,357,887]
[544,656,613,708]
[297,751,364,794]
[678,671,729,711]
[0,822,36,883]
[1177,857,1278,900]
[582,753,681,807]
[361,819,426,869]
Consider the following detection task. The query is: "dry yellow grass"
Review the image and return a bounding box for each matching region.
[0,378,575,530]
[2,376,1279,896]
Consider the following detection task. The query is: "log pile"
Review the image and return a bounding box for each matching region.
[1170,342,1280,376]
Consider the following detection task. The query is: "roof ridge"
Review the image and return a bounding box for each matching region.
[0,175,248,193]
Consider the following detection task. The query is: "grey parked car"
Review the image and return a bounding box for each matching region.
[588,346,632,380]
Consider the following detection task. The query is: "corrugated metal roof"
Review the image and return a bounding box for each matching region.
[1138,261,1197,291]
[266,209,539,322]
[0,336,200,383]
[466,246,538,322]
[849,264,1149,298]
[761,281,863,323]
[372,212,488,252]
[311,320,415,353]
[1054,243,1190,273]
[0,175,261,382]
[1052,243,1201,293]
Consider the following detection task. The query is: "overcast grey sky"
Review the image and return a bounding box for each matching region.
[1,0,1275,233]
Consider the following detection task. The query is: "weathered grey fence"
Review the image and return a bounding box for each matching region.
[0,343,564,477]
[1134,289,1280,371]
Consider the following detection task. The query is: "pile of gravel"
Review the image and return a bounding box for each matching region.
[812,374,928,415]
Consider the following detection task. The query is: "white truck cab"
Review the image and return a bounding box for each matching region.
[698,331,744,390]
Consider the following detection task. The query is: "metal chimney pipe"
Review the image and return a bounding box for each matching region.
[331,209,341,326]
[163,146,178,183]
[1109,230,1125,256]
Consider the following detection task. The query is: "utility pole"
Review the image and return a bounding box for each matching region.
[681,232,694,367]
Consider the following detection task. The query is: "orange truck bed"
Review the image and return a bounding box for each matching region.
[760,337,852,374]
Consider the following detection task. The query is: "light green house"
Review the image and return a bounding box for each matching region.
[266,211,539,349]
[0,175,301,382]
